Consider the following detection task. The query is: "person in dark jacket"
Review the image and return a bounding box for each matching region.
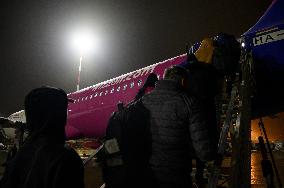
[179,59,222,187]
[142,66,215,188]
[0,86,85,188]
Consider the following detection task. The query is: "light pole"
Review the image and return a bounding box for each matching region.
[71,29,96,91]
[77,52,83,91]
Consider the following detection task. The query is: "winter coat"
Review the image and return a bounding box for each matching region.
[142,80,215,187]
[0,136,85,188]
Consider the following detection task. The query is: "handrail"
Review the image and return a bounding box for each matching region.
[208,85,238,188]
[83,144,104,166]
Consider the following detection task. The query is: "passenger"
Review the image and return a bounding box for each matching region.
[142,66,215,188]
[0,86,85,188]
[102,97,152,188]
[135,73,158,100]
[179,58,221,187]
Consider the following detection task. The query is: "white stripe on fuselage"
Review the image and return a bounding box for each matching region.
[253,29,284,46]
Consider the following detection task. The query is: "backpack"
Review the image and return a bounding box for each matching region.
[101,99,151,187]
[212,33,240,96]
[212,33,240,76]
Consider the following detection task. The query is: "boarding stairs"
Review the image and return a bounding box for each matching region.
[206,51,254,188]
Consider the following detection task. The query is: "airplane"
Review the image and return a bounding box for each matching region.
[66,54,188,139]
[4,54,189,140]
[241,0,284,118]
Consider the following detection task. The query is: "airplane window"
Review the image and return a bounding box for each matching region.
[138,79,143,87]
[81,98,84,101]
[117,86,121,92]
[90,95,93,99]
[85,96,88,100]
[110,87,114,93]
[123,84,127,91]
[94,93,98,97]
[99,92,103,96]
[105,90,108,95]
[130,82,134,88]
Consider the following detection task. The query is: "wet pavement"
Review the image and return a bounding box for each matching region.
[84,159,104,188]
[251,151,284,188]
[1,148,284,188]
[83,151,284,188]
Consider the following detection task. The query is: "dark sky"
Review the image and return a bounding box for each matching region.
[0,0,271,115]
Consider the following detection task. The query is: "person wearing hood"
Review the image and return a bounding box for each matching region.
[179,54,221,187]
[0,86,85,188]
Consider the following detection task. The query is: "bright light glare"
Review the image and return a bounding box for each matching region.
[71,29,99,54]
[241,42,245,48]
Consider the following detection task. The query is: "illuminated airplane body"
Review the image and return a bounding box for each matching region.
[66,54,187,139]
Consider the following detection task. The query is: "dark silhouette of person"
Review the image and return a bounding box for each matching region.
[135,73,158,100]
[103,97,152,188]
[142,66,215,188]
[0,86,85,188]
[179,56,221,187]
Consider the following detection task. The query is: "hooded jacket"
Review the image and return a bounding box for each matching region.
[0,87,85,188]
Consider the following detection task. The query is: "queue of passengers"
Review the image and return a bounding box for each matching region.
[0,53,220,188]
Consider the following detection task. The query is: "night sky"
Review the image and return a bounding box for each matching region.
[0,0,271,116]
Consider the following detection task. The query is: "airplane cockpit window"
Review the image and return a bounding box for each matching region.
[138,79,142,87]
[123,84,127,91]
[105,90,108,95]
[130,82,134,88]
[110,87,114,93]
[117,86,121,92]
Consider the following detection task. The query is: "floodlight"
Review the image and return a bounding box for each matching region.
[70,29,99,91]
[71,29,98,55]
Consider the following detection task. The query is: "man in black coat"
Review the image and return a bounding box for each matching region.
[180,58,222,187]
[142,66,215,188]
[0,87,85,188]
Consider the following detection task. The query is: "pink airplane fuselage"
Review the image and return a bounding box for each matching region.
[66,54,187,139]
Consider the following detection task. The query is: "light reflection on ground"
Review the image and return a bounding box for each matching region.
[251,152,265,186]
[251,151,284,187]
[251,112,284,187]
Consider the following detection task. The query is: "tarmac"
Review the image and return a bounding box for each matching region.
[1,149,284,187]
[251,151,284,188]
